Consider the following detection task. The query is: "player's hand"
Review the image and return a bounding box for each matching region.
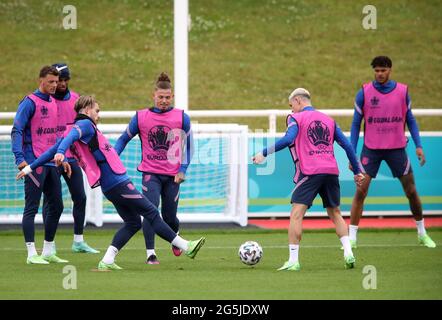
[16,171,26,180]
[62,162,72,178]
[16,165,32,180]
[54,153,65,167]
[17,161,28,171]
[252,152,265,164]
[174,172,185,184]
[354,173,365,187]
[416,147,426,166]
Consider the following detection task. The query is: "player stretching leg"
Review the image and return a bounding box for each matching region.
[115,72,193,264]
[17,96,205,270]
[253,88,364,271]
[11,66,69,264]
[42,62,98,254]
[348,56,436,248]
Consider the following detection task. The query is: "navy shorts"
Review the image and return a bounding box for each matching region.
[360,145,412,178]
[291,174,340,209]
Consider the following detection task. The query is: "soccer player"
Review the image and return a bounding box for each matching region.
[348,56,436,248]
[44,62,99,254]
[17,95,205,270]
[114,72,193,264]
[253,88,365,271]
[11,66,69,264]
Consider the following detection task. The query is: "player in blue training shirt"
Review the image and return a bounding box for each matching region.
[11,66,69,265]
[44,62,99,254]
[253,88,364,271]
[348,56,436,248]
[115,73,193,264]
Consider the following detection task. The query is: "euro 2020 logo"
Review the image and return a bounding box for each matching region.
[307,121,331,154]
[147,125,182,164]
[148,125,174,152]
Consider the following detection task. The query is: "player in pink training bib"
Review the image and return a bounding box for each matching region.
[46,62,99,254]
[115,73,193,264]
[11,66,69,265]
[348,56,436,249]
[253,88,365,271]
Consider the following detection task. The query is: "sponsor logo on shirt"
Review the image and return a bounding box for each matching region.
[367,116,403,125]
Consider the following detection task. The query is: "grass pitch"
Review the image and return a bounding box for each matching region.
[0,227,441,300]
[1,0,441,131]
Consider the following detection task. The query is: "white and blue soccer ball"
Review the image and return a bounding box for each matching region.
[238,241,263,266]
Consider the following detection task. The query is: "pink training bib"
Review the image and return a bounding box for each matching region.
[65,121,126,188]
[55,90,79,158]
[288,110,339,183]
[363,82,408,149]
[137,108,184,176]
[55,90,79,135]
[27,94,58,158]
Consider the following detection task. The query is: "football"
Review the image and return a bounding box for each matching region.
[238,241,263,266]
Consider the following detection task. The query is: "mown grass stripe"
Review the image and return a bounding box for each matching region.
[1,196,442,209]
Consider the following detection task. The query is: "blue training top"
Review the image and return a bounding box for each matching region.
[30,118,130,192]
[11,89,56,167]
[262,106,361,175]
[350,80,422,152]
[114,106,193,174]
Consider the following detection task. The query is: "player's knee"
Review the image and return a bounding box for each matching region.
[327,208,340,220]
[52,201,64,215]
[73,193,87,206]
[404,185,417,199]
[128,220,142,232]
[23,203,39,214]
[290,210,304,221]
[23,210,38,219]
[356,187,368,200]
[163,215,178,227]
